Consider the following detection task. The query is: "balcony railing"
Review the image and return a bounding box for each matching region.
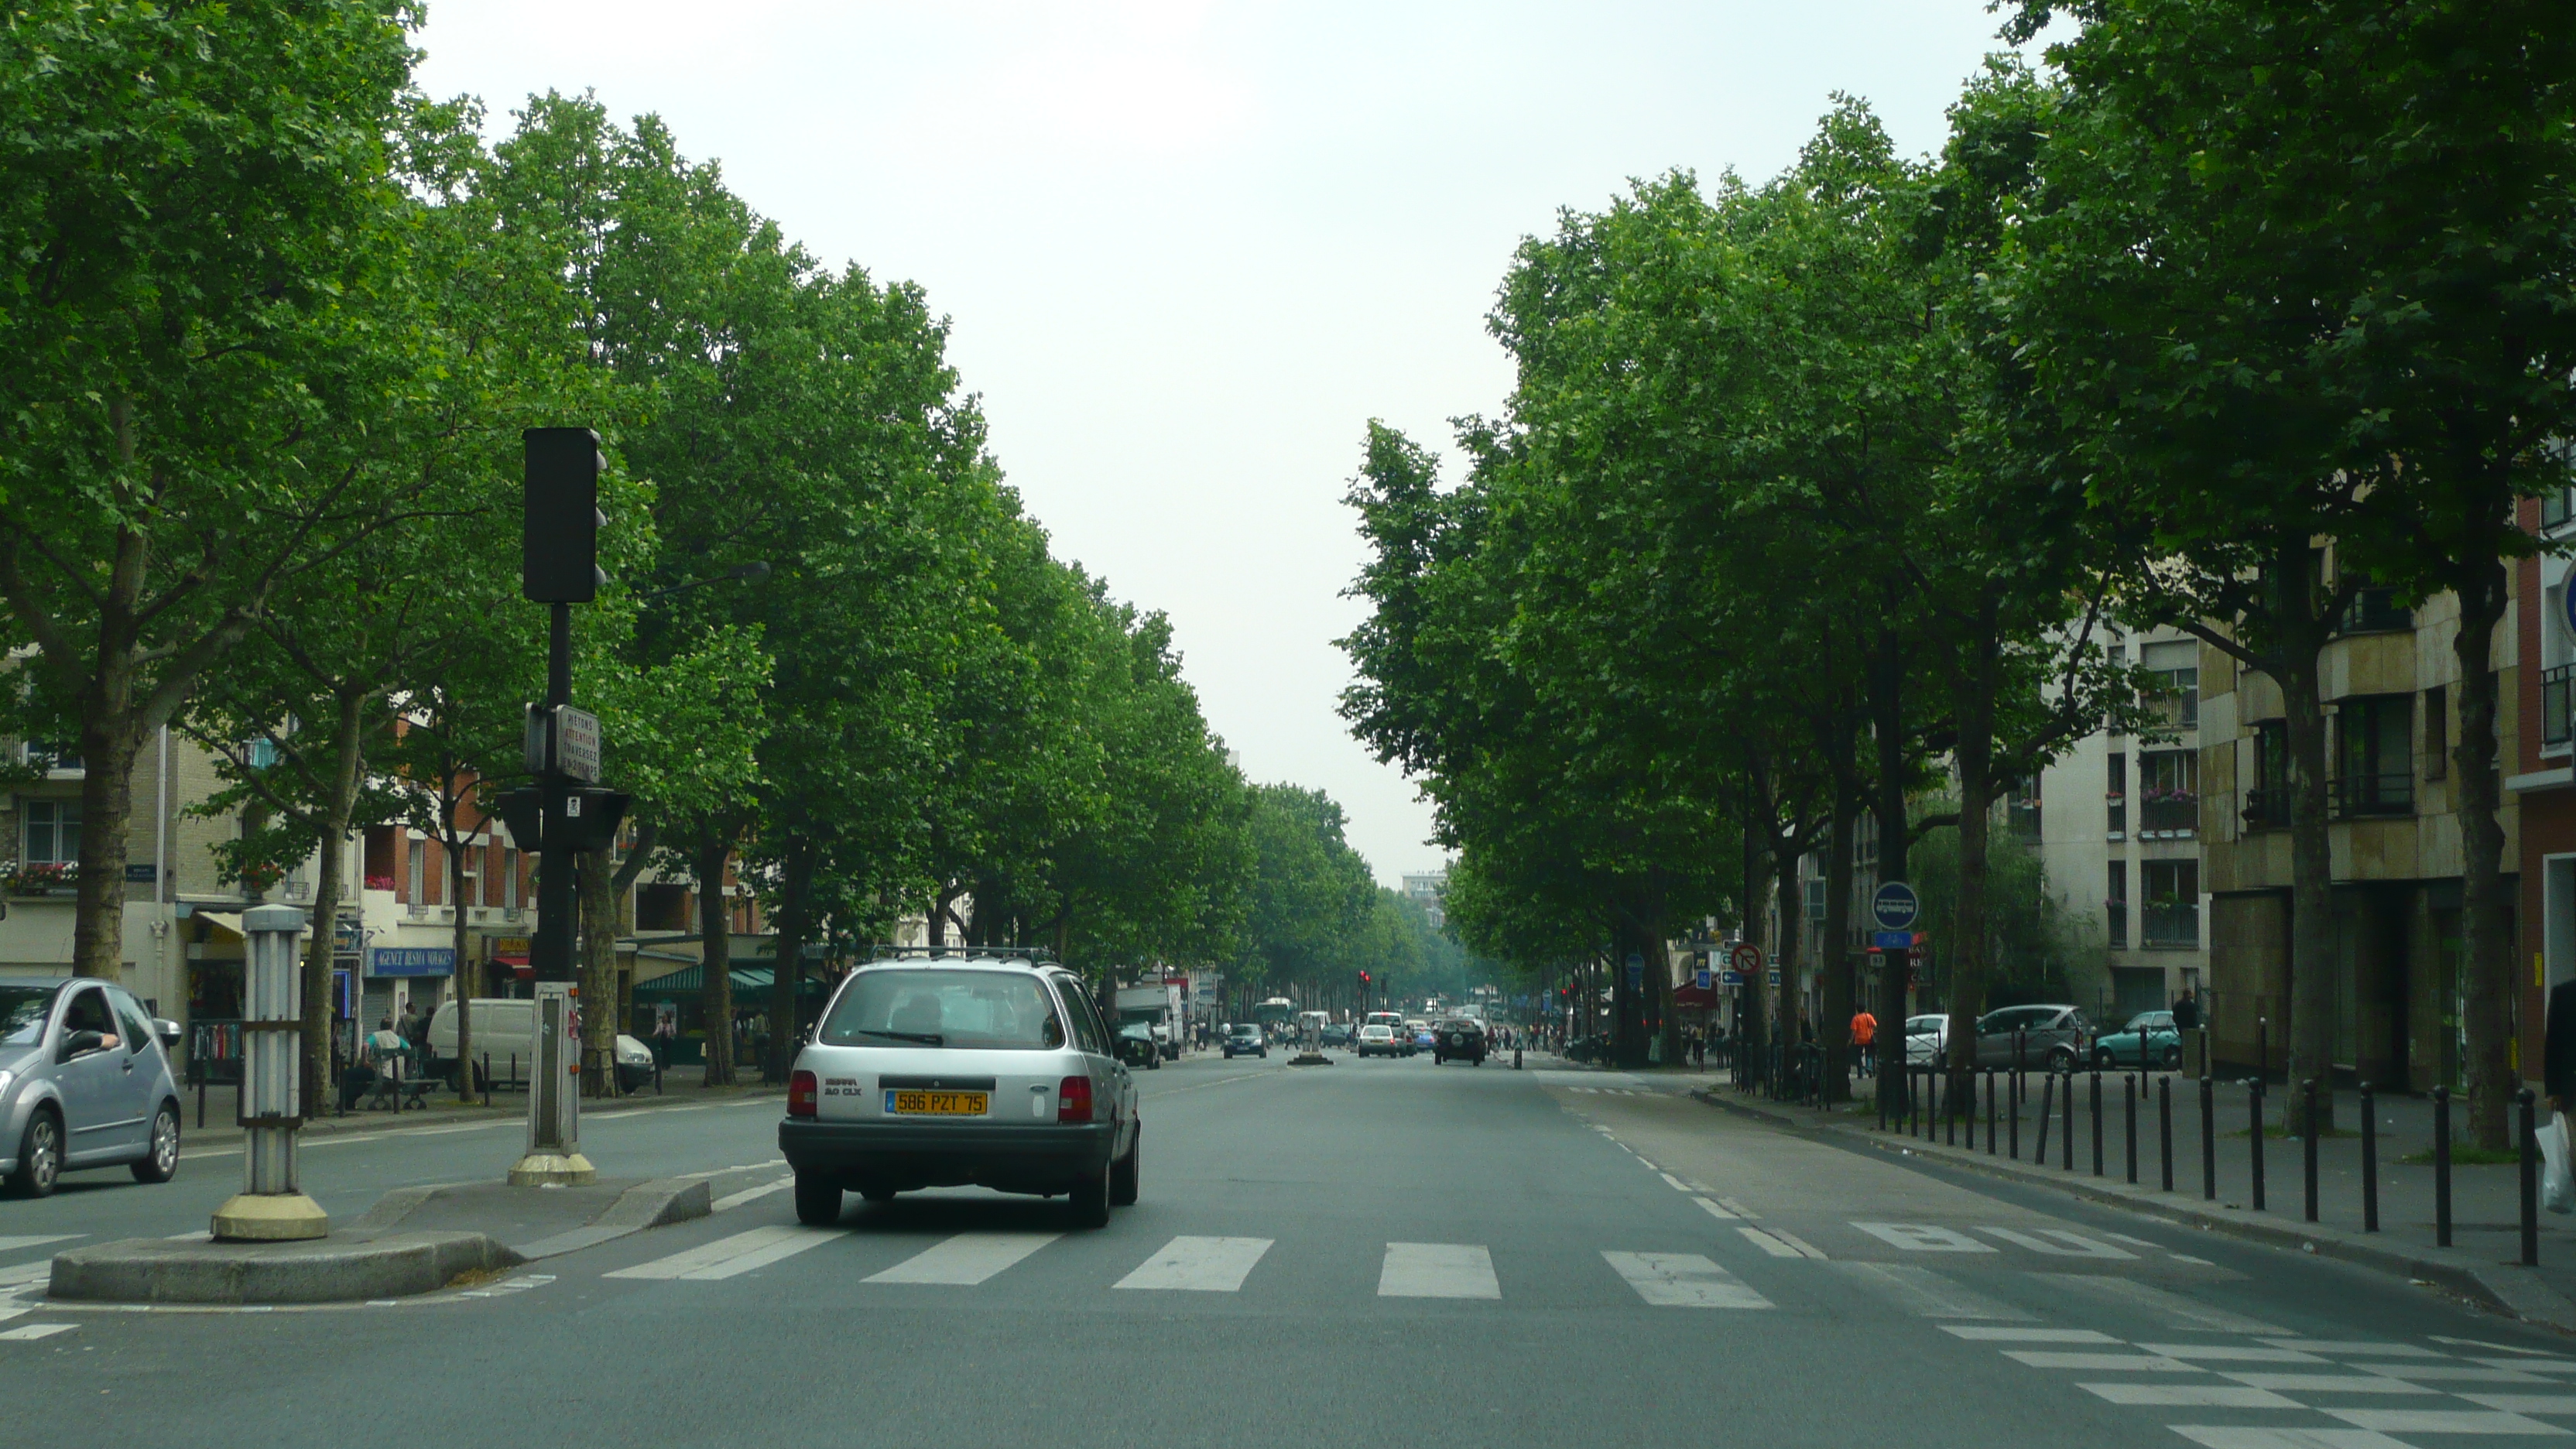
[2241,788,2291,831]
[2331,771,2416,819]
[2106,902,2128,951]
[2547,663,2574,750]
[2143,902,2200,948]
[2338,587,2412,635]
[2006,800,2042,842]
[2139,793,2198,837]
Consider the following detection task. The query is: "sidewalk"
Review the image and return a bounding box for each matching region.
[1687,1066,2576,1333]
[178,1065,783,1145]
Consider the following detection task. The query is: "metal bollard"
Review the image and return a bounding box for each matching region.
[1986,1068,1998,1156]
[2126,1074,2138,1184]
[2010,1070,2021,1159]
[1948,1071,1959,1148]
[2434,1085,2453,1247]
[2250,1077,2266,1211]
[2521,1088,2540,1268]
[2091,1070,2105,1177]
[2036,1074,2055,1166]
[2159,1075,2174,1192]
[2061,1070,2076,1172]
[2201,1075,2216,1201]
[2302,1079,2320,1223]
[2360,1082,2379,1232]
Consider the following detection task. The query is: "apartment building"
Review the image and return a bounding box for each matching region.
[2198,574,2512,1088]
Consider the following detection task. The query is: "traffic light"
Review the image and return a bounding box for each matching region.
[523,426,607,603]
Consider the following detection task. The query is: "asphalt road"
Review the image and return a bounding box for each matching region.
[2,1052,2571,1449]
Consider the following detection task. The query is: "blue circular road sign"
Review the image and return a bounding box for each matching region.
[1870,881,1922,933]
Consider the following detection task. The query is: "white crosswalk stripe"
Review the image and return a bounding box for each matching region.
[1115,1237,1273,1292]
[1377,1242,1499,1299]
[1853,1222,1993,1253]
[2078,1384,2300,1408]
[0,1324,74,1341]
[1600,1252,1769,1308]
[865,1232,1060,1286]
[2170,1430,2422,1449]
[604,1226,835,1281]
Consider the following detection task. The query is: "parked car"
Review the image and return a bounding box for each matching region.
[424,999,657,1094]
[780,956,1141,1228]
[1902,1013,1947,1065]
[1432,1017,1487,1065]
[0,975,184,1197]
[1116,1022,1163,1070]
[1970,1004,2094,1070]
[2092,1010,2182,1070]
[1223,1023,1268,1060]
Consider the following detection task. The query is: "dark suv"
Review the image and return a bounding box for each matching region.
[1432,1017,1487,1066]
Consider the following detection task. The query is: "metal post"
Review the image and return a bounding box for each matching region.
[2434,1085,2453,1247]
[2091,1070,2104,1177]
[1947,1070,1958,1148]
[2009,1069,2021,1160]
[2250,1077,2266,1211]
[2302,1079,2320,1223]
[2036,1074,2054,1166]
[2159,1075,2174,1192]
[2360,1082,2379,1232]
[2200,1076,2216,1200]
[1986,1068,1998,1155]
[212,903,327,1240]
[2520,1088,2540,1268]
[2061,1070,2076,1172]
[2125,1074,2138,1184]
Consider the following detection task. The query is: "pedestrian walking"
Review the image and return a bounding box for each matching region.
[1850,1009,1877,1077]
[2545,971,2576,1115]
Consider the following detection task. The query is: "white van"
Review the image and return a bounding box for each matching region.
[424,999,655,1093]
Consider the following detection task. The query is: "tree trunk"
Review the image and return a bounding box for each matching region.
[1947,598,2002,1118]
[766,838,817,1085]
[580,837,619,1098]
[2454,554,2515,1149]
[2277,608,2338,1134]
[1869,632,1911,1117]
[1819,779,1857,1102]
[453,805,475,1102]
[696,835,736,1088]
[298,688,367,1112]
[1738,794,1771,1084]
[70,714,142,981]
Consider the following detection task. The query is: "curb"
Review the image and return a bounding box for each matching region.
[48,1231,519,1305]
[1691,1086,2576,1334]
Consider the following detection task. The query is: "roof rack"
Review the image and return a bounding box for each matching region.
[848,943,1061,964]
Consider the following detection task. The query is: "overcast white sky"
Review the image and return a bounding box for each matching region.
[415,1,2032,888]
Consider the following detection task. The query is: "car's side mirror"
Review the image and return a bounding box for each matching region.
[156,1019,183,1048]
[60,1029,104,1060]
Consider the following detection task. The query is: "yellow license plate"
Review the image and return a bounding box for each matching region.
[887,1089,987,1116]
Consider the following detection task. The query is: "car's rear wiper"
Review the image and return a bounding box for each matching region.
[855,1028,944,1045]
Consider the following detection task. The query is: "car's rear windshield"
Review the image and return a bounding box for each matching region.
[819,971,1064,1050]
[0,985,58,1046]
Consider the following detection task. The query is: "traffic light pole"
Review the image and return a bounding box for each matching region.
[510,600,596,1187]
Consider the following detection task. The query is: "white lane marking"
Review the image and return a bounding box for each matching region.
[2221,1374,2437,1395]
[2140,1345,2331,1364]
[2170,1430,2418,1449]
[2323,1409,2571,1436]
[2472,1358,2576,1373]
[1737,1228,1823,1260]
[711,1178,792,1212]
[1853,1223,1995,1253]
[1114,1237,1273,1293]
[1634,1157,1658,1170]
[2460,1394,2576,1413]
[2081,1384,2300,1408]
[1377,1242,1500,1299]
[1601,1252,1770,1309]
[1973,1226,2135,1259]
[1717,1197,1759,1220]
[605,1226,823,1280]
[1944,1326,2119,1343]
[2170,1254,2216,1266]
[1658,1173,1692,1193]
[865,1232,1060,1286]
[2002,1351,2196,1372]
[2436,1336,2567,1357]
[2258,1340,2443,1358]
[2356,1364,2550,1384]
[0,1324,74,1341]
[0,1236,80,1253]
[1830,1262,2034,1320]
[1690,1197,1738,1221]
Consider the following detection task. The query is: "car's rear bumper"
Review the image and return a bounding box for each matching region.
[779,1118,1118,1195]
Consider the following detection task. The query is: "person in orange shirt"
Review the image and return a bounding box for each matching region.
[1850,1009,1878,1077]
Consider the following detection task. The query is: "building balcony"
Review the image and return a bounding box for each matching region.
[2331,771,2415,820]
[2142,902,2200,949]
[2138,793,2198,838]
[2241,788,2291,832]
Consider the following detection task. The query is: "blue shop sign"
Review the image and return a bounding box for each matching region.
[367,945,457,978]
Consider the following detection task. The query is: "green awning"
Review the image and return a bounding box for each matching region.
[633,963,821,995]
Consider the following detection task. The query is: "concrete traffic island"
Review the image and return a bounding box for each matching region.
[46,1175,711,1307]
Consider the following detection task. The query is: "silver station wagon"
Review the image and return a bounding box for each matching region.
[779,957,1140,1228]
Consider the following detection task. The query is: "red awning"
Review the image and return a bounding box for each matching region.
[495,951,530,981]
[1672,984,1719,1008]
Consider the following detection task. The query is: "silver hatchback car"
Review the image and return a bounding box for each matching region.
[0,975,185,1197]
[779,957,1140,1228]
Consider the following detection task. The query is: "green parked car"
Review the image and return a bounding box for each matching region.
[2091,1009,2182,1070]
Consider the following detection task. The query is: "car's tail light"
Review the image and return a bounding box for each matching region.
[1057,1074,1094,1124]
[788,1070,817,1118]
